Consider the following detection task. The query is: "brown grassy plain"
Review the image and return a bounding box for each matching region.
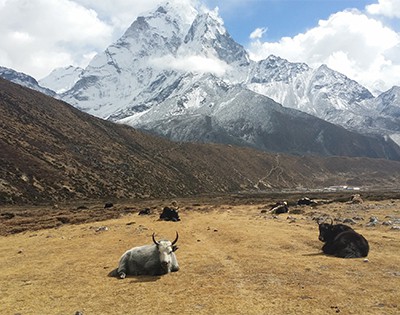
[0,196,399,315]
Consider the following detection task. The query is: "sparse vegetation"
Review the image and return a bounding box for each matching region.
[0,195,399,314]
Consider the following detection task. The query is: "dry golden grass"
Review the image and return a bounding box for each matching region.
[1,199,399,315]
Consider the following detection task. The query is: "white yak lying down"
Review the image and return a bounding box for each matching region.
[109,232,179,278]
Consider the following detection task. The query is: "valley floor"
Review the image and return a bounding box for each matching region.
[0,194,399,314]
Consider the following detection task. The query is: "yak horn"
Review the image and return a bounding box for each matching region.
[152,233,159,245]
[172,231,179,245]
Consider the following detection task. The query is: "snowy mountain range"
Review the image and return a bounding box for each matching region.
[4,2,400,160]
[39,65,84,94]
[0,66,55,97]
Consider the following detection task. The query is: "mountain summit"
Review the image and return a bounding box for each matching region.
[38,3,400,159]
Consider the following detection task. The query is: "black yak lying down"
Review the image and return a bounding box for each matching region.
[318,219,369,258]
[160,206,180,221]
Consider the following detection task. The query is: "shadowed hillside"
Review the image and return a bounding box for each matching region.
[2,78,400,204]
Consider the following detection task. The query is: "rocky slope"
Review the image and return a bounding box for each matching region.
[2,78,400,204]
[0,66,55,97]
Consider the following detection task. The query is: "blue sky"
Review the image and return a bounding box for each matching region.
[206,0,373,43]
[0,0,399,93]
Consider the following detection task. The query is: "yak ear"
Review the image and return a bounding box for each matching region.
[172,245,179,252]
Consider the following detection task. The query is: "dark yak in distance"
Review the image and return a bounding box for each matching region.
[318,219,369,258]
[160,206,180,221]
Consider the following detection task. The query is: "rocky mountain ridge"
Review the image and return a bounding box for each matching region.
[0,66,55,97]
[2,78,400,205]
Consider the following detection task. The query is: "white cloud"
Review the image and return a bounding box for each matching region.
[0,0,200,79]
[0,0,114,79]
[150,55,230,76]
[249,27,267,40]
[248,9,400,93]
[73,0,199,35]
[366,0,400,18]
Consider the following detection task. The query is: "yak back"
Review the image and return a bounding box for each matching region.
[322,230,369,258]
[319,223,354,243]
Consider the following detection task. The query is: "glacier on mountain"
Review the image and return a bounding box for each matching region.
[39,66,84,94]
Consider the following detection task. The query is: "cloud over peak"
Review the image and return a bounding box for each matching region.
[250,27,267,40]
[248,8,400,94]
[149,55,230,76]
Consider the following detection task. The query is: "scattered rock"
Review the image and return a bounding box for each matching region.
[104,202,113,208]
[366,216,379,227]
[94,226,109,232]
[287,216,296,223]
[349,194,363,204]
[330,305,341,313]
[135,225,148,232]
[1,212,15,219]
[390,225,400,231]
[343,218,357,225]
[57,216,70,224]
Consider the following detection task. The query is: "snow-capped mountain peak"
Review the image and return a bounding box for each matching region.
[183,8,249,67]
[39,65,83,94]
[34,2,400,156]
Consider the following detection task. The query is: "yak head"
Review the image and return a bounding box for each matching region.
[318,218,334,243]
[152,232,179,272]
[318,218,354,243]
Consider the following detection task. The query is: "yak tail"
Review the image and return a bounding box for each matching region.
[108,268,119,277]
